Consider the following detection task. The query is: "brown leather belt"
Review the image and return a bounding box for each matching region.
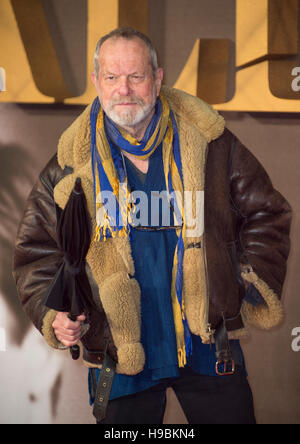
[92,353,116,422]
[84,343,116,422]
[214,314,239,376]
[83,347,105,366]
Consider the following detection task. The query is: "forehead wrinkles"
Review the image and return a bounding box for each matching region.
[99,38,152,74]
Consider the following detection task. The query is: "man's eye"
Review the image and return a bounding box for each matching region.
[130,75,144,83]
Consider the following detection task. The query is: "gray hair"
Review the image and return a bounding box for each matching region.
[94,27,158,79]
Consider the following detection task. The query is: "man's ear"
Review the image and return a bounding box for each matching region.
[155,68,164,96]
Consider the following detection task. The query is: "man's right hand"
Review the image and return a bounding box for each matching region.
[52,312,86,347]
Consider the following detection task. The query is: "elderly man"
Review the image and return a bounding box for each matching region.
[14,28,292,425]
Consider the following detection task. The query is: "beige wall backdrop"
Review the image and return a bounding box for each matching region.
[0,0,299,424]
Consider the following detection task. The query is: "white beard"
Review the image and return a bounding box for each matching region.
[101,88,157,129]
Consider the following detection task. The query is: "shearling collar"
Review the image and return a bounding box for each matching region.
[57,86,225,171]
[53,87,226,374]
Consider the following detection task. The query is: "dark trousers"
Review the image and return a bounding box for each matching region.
[97,366,256,424]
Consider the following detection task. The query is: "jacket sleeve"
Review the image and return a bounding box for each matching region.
[13,156,68,349]
[229,134,292,330]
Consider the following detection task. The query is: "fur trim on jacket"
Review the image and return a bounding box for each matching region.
[13,87,292,374]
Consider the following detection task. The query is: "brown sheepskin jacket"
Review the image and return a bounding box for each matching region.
[13,86,292,375]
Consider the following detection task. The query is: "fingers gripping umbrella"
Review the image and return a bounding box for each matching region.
[44,177,95,360]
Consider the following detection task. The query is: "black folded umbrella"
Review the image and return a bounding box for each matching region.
[44,177,95,360]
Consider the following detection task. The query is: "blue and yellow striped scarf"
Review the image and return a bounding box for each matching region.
[90,94,192,367]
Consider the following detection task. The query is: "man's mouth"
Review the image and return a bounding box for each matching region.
[114,102,138,106]
[111,97,144,108]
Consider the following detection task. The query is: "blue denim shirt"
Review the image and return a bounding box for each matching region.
[89,143,247,404]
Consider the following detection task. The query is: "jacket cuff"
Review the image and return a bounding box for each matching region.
[243,284,265,306]
[241,266,284,330]
[41,309,68,350]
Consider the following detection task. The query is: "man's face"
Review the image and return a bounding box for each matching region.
[92,37,163,133]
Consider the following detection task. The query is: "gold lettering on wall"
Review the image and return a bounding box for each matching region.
[268,0,300,99]
[10,0,74,102]
[0,0,53,103]
[214,0,300,111]
[175,0,300,112]
[0,0,299,111]
[174,39,232,105]
[0,0,148,104]
[65,0,148,105]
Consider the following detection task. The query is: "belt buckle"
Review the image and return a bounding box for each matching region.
[215,359,235,376]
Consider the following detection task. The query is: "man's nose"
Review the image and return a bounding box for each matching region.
[118,76,131,95]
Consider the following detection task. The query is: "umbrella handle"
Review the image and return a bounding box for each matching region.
[70,344,80,361]
[68,313,81,361]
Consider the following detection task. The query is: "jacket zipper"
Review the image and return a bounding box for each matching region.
[202,145,214,343]
[202,229,213,342]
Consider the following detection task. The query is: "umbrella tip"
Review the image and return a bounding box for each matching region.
[74,177,82,193]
